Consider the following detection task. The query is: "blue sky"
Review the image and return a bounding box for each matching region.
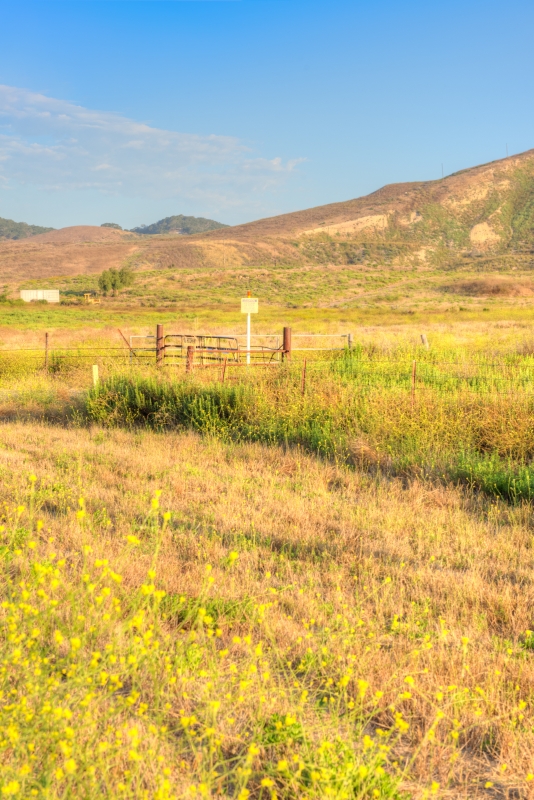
[0,0,532,229]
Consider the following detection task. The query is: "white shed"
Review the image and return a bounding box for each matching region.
[20,289,60,303]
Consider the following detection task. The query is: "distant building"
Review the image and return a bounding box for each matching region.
[20,289,60,303]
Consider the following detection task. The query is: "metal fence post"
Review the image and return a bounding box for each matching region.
[44,332,49,371]
[156,324,164,367]
[282,327,292,362]
[301,359,307,395]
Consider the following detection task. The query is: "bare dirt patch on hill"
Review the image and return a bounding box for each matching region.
[441,277,534,297]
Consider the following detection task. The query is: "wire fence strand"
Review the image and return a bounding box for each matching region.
[6,341,534,398]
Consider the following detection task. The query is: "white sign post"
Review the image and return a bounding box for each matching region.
[240,297,259,365]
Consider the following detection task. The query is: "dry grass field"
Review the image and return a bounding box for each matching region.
[1,422,534,798]
[0,321,533,798]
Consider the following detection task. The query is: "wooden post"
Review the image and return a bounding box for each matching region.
[282,327,292,362]
[156,324,164,367]
[92,364,99,387]
[348,333,353,350]
[186,345,195,374]
[411,360,416,408]
[421,333,429,350]
[301,359,307,395]
[221,357,227,383]
[44,332,49,371]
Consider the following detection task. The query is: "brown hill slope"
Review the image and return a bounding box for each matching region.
[28,226,137,244]
[0,227,141,283]
[203,149,534,242]
[143,149,534,273]
[206,181,424,240]
[1,149,534,286]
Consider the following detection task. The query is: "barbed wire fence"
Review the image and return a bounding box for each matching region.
[3,326,534,398]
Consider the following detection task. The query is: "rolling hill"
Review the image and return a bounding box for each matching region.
[2,149,534,311]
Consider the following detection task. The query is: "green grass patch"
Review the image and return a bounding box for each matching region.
[84,362,534,502]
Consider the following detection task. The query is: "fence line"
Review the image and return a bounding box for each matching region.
[5,323,534,398]
[5,351,534,369]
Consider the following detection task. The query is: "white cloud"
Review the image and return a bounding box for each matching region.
[0,85,302,211]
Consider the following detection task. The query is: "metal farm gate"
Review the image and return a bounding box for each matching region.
[128,329,286,369]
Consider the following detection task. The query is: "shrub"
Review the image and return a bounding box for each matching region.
[98,267,135,296]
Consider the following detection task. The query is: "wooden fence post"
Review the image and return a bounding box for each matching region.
[411,360,417,408]
[186,345,195,374]
[92,364,99,387]
[421,334,429,349]
[44,332,49,371]
[156,324,164,367]
[301,359,307,395]
[282,327,292,362]
[348,333,353,350]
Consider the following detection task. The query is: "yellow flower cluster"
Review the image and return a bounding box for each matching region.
[0,484,532,797]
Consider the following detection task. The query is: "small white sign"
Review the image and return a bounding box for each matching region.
[241,298,258,314]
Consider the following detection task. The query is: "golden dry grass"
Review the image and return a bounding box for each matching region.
[1,422,534,797]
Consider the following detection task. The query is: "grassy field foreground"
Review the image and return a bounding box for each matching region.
[0,423,534,798]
